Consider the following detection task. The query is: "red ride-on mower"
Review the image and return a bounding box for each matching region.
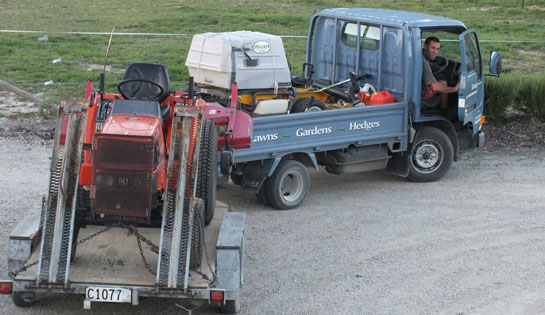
[27,62,251,295]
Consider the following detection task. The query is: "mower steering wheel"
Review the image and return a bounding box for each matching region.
[118,79,165,101]
[430,56,449,75]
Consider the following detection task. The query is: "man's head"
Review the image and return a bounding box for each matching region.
[424,36,440,61]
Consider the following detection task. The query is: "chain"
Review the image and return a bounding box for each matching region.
[196,210,217,285]
[74,225,113,246]
[8,260,39,279]
[127,225,159,253]
[129,225,157,276]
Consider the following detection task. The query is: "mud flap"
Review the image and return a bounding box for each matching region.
[385,151,410,177]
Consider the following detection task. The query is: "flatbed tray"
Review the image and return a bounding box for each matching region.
[15,201,228,289]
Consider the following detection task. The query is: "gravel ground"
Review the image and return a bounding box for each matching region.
[0,135,544,315]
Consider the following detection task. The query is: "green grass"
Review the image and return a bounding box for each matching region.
[0,0,544,116]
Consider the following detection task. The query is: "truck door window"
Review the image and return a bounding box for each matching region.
[464,33,482,80]
[342,23,380,50]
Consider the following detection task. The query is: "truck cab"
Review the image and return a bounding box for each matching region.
[305,8,501,145]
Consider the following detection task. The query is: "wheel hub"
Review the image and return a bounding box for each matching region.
[280,171,304,202]
[412,140,441,172]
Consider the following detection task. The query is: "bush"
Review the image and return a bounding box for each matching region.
[484,75,518,122]
[517,75,545,121]
[484,74,545,122]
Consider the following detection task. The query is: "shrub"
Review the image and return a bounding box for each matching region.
[484,75,518,122]
[484,74,545,122]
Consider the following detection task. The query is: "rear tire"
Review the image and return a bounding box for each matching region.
[221,299,241,314]
[12,291,36,307]
[291,98,326,113]
[265,160,309,210]
[196,119,218,226]
[407,126,453,182]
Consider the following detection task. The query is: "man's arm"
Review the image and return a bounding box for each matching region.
[431,82,459,94]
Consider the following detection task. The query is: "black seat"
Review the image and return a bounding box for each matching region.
[118,63,171,103]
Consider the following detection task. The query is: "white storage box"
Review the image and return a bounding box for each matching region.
[186,31,291,90]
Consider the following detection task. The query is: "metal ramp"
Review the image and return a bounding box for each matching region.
[156,107,203,290]
[37,101,87,286]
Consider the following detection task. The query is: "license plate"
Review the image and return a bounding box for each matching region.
[85,286,132,303]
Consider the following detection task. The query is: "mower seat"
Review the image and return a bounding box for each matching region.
[118,63,171,103]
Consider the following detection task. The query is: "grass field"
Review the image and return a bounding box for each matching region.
[0,0,544,114]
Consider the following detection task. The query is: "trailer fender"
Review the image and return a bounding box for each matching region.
[216,212,245,308]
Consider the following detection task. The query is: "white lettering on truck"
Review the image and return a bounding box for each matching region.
[349,120,381,131]
[252,133,279,143]
[296,126,332,137]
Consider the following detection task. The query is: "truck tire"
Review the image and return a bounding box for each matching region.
[221,299,241,314]
[196,119,218,226]
[12,291,36,307]
[407,126,453,182]
[265,160,309,210]
[291,98,326,113]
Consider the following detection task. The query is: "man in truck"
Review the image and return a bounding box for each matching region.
[421,36,459,113]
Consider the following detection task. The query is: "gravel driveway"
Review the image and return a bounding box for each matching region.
[1,136,544,315]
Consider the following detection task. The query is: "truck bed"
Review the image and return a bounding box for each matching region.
[234,102,409,163]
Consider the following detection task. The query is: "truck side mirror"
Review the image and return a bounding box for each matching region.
[489,51,502,77]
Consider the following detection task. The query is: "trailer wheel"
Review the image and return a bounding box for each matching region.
[196,119,218,226]
[266,160,309,210]
[12,291,36,307]
[221,299,241,314]
[291,98,326,113]
[407,126,453,182]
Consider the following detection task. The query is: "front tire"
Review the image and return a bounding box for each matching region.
[265,160,309,210]
[407,126,453,182]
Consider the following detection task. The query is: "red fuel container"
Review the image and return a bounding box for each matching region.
[369,91,395,105]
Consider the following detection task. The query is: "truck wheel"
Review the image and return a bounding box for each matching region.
[197,119,218,226]
[291,98,326,113]
[221,299,241,314]
[407,126,453,182]
[256,178,271,207]
[12,291,36,307]
[266,160,309,210]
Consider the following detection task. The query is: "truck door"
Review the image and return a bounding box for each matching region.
[458,30,484,131]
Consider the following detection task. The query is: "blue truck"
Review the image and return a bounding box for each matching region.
[192,8,502,210]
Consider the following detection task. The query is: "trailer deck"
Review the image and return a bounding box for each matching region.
[8,201,244,308]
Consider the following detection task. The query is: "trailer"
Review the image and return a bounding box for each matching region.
[1,60,248,314]
[4,202,245,313]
